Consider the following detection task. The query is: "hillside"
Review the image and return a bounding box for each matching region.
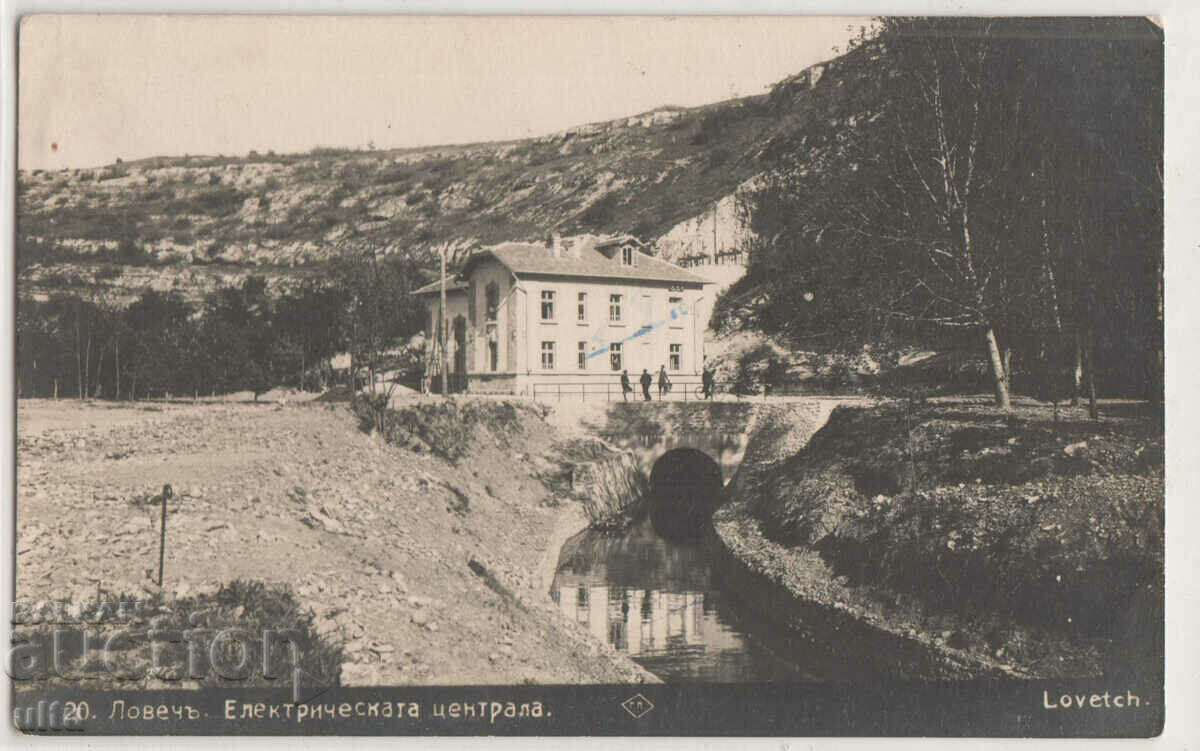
[16,49,880,302]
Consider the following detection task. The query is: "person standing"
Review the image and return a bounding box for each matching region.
[702,364,715,400]
[620,370,632,401]
[640,369,652,401]
[657,365,671,400]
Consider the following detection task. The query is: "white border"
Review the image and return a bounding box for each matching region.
[0,2,1194,750]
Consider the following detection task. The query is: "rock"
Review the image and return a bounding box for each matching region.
[1063,441,1087,456]
[341,663,379,685]
[425,622,439,632]
[410,610,429,627]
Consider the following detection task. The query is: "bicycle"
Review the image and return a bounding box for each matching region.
[691,382,720,400]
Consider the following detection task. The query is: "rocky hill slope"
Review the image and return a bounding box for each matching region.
[16,49,878,302]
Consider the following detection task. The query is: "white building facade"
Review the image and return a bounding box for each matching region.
[416,235,713,395]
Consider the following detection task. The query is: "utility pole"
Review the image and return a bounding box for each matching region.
[440,244,449,396]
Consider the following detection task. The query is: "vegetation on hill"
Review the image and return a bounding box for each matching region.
[717,18,1163,407]
[16,53,869,291]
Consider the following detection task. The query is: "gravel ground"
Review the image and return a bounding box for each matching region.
[16,398,654,686]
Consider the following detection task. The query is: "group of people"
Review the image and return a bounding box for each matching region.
[619,363,716,401]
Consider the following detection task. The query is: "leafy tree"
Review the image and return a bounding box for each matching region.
[728,18,1162,408]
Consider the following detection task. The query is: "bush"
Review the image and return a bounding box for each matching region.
[732,343,789,395]
[356,398,534,463]
[13,580,343,690]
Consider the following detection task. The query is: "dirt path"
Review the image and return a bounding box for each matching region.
[16,398,653,686]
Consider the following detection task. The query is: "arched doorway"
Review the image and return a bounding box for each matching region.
[648,448,724,540]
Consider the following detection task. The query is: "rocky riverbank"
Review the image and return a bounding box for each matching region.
[15,397,655,687]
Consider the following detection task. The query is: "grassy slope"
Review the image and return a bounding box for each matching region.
[745,398,1163,677]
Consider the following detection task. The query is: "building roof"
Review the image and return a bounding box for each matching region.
[412,279,468,296]
[460,240,711,286]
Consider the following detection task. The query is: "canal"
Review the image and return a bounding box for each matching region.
[551,515,875,683]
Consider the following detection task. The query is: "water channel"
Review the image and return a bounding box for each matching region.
[551,515,867,683]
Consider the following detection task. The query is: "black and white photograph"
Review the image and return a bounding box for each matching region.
[7,12,1170,738]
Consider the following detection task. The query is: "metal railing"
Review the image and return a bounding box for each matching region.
[530,379,758,402]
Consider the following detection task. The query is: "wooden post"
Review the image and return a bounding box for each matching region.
[158,491,168,587]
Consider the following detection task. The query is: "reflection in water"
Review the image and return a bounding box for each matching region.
[552,517,821,683]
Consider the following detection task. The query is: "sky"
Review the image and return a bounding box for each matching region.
[17,14,871,171]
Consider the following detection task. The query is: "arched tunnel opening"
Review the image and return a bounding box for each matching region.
[648,448,724,540]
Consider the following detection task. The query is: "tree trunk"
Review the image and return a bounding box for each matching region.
[984,326,1011,409]
[84,327,92,400]
[114,335,121,400]
[74,309,82,400]
[1071,330,1083,407]
[1086,331,1099,419]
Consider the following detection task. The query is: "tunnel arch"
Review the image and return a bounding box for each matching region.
[647,448,724,540]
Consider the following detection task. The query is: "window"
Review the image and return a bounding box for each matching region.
[578,341,587,370]
[541,290,556,321]
[468,282,477,325]
[540,341,555,370]
[621,245,635,266]
[577,292,587,322]
[609,342,622,371]
[609,294,623,322]
[668,296,684,328]
[488,340,499,371]
[485,282,499,322]
[670,343,682,371]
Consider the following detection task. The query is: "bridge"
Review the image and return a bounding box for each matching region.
[570,400,833,538]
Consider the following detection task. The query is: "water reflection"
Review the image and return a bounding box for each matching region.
[551,517,814,683]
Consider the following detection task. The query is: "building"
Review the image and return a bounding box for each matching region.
[414,234,713,395]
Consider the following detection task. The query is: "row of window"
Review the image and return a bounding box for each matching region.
[540,341,683,371]
[540,290,684,325]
